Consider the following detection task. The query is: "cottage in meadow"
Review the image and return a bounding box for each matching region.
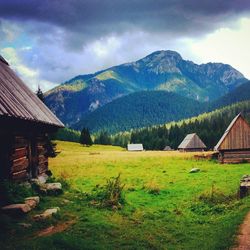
[214,113,250,163]
[0,55,64,181]
[163,146,172,151]
[178,133,206,152]
[127,144,144,151]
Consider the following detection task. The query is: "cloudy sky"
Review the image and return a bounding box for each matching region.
[0,0,250,91]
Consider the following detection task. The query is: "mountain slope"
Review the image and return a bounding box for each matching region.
[125,100,250,150]
[211,80,250,109]
[45,50,247,127]
[74,91,207,133]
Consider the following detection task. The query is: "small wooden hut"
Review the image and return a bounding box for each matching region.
[178,133,206,152]
[0,55,64,181]
[127,144,143,151]
[163,146,172,151]
[214,113,250,163]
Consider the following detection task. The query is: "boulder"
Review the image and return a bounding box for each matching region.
[25,196,40,209]
[38,174,49,184]
[240,175,250,198]
[33,207,60,221]
[189,168,200,173]
[18,223,32,228]
[1,204,31,216]
[44,183,62,195]
[30,174,48,186]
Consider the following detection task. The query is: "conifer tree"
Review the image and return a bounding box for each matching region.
[36,86,45,102]
[80,128,93,146]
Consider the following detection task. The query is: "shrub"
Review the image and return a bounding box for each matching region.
[143,181,161,195]
[0,181,34,206]
[90,174,125,209]
[198,184,236,205]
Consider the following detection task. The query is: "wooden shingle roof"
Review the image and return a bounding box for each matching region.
[178,133,206,149]
[127,144,143,151]
[0,56,64,128]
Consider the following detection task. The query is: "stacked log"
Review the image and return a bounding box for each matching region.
[219,150,250,164]
[10,136,29,180]
[36,136,48,175]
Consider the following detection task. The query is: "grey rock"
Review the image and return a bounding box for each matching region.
[30,178,40,185]
[18,223,32,228]
[33,207,60,221]
[189,168,200,173]
[20,182,32,189]
[239,175,250,198]
[44,183,62,195]
[25,196,40,209]
[38,174,49,184]
[1,204,31,215]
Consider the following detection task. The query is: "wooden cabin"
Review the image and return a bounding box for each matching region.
[163,146,172,151]
[178,133,206,152]
[214,113,250,163]
[127,144,144,151]
[0,55,64,181]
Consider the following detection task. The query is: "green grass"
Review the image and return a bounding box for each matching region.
[1,140,250,249]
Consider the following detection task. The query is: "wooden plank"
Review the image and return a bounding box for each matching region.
[12,156,28,168]
[12,159,29,173]
[223,159,250,164]
[14,137,29,148]
[38,164,48,174]
[37,147,46,155]
[11,170,29,180]
[224,150,250,155]
[11,147,27,160]
[224,155,250,159]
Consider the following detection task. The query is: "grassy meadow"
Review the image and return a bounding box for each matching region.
[1,140,250,249]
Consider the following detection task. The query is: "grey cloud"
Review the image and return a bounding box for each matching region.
[1,0,250,48]
[1,0,250,91]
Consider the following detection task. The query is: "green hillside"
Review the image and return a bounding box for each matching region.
[212,80,250,109]
[128,100,250,150]
[74,91,207,133]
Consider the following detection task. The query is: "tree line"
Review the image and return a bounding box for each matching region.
[52,100,250,150]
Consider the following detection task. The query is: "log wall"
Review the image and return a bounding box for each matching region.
[10,136,29,180]
[179,148,205,152]
[218,150,250,164]
[9,135,49,181]
[219,116,250,150]
[36,136,48,175]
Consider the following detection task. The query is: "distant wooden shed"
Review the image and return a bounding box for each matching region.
[0,55,64,181]
[178,133,206,152]
[127,144,143,151]
[214,113,250,163]
[163,146,172,151]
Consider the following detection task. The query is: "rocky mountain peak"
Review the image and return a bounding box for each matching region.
[135,50,183,74]
[140,50,182,63]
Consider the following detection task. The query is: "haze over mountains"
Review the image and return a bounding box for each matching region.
[45,50,248,132]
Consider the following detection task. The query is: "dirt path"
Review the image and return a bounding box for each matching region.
[232,212,250,250]
[36,219,76,237]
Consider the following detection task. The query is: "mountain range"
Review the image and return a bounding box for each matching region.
[45,50,248,132]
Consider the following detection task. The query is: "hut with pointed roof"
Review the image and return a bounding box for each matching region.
[163,146,172,151]
[178,133,206,152]
[127,144,143,151]
[214,113,250,163]
[0,55,64,181]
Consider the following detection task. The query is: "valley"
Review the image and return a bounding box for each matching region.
[1,141,250,249]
